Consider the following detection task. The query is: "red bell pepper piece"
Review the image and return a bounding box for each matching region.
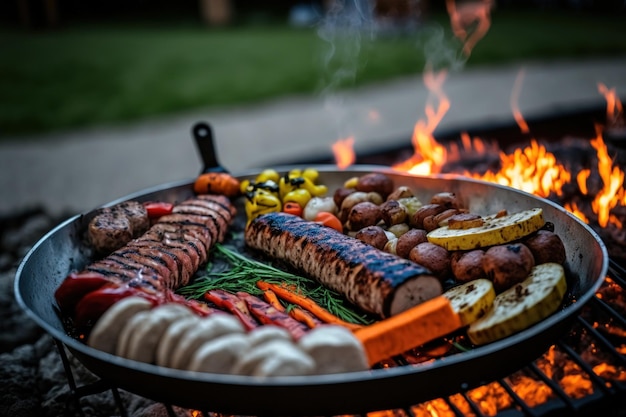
[283,201,303,217]
[73,285,156,329]
[204,289,259,330]
[161,289,219,317]
[143,201,174,219]
[54,272,110,315]
[237,292,309,340]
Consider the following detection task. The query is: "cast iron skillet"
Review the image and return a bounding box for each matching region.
[14,128,608,416]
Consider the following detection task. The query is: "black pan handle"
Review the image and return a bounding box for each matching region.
[192,122,228,173]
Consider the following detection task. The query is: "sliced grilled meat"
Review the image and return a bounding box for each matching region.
[88,201,150,253]
[245,212,442,318]
[80,195,236,292]
[85,259,163,291]
[149,223,210,263]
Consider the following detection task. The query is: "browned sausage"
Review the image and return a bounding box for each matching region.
[245,212,441,318]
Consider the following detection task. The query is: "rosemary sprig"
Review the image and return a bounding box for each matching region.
[178,243,373,325]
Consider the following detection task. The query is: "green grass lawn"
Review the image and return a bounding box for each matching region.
[2,10,626,137]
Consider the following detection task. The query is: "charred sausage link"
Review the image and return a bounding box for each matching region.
[245,212,441,318]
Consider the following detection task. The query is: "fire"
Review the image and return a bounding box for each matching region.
[598,82,624,129]
[465,139,571,198]
[510,69,530,134]
[392,69,450,175]
[446,0,494,57]
[587,125,626,227]
[563,201,590,224]
[332,136,356,169]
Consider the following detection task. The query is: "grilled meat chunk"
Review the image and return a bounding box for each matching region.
[88,201,150,253]
[80,195,235,293]
[245,212,441,318]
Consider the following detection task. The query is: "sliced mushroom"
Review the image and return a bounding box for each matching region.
[156,315,201,367]
[88,296,153,355]
[122,303,194,363]
[170,314,245,370]
[188,333,251,374]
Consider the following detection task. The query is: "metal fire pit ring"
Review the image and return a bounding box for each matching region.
[15,145,608,416]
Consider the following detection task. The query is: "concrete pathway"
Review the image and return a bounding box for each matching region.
[1,57,625,217]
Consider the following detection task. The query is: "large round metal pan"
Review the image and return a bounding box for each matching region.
[15,166,608,416]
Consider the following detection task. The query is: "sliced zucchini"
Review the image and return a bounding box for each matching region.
[443,279,496,326]
[467,262,567,345]
[426,208,544,251]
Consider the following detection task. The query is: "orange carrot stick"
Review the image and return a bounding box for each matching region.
[289,307,323,329]
[354,296,462,366]
[257,281,363,331]
[261,289,285,312]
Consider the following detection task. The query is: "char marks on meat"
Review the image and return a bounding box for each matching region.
[245,212,440,318]
[88,201,150,254]
[82,195,235,292]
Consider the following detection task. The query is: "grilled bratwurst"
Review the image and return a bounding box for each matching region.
[245,212,441,318]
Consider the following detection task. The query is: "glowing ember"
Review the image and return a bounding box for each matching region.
[332,136,356,169]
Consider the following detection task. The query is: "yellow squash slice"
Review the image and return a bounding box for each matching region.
[467,262,567,345]
[443,278,496,326]
[426,208,545,251]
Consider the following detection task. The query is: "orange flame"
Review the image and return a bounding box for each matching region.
[393,69,450,175]
[588,125,625,227]
[598,82,624,128]
[332,136,356,169]
[563,201,590,224]
[446,0,494,57]
[466,139,571,198]
[511,69,530,134]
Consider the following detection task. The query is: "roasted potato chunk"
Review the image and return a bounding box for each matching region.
[523,230,566,265]
[482,243,535,292]
[409,242,451,280]
[451,250,486,283]
[355,226,388,250]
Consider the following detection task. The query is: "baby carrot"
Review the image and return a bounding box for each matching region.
[257,281,363,331]
[289,307,323,329]
[261,289,286,312]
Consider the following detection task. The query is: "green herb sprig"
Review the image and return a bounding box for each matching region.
[178,244,372,325]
